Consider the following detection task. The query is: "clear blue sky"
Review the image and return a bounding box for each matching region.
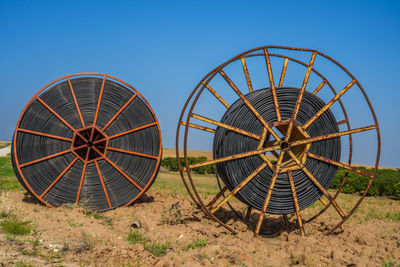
[0,1,399,167]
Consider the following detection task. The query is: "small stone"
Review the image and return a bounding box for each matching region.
[131,221,141,228]
[178,234,184,239]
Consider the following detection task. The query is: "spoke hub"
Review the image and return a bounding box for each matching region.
[269,121,311,172]
[71,125,109,162]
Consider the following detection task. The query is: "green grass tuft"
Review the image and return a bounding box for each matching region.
[144,241,170,257]
[126,230,170,257]
[185,238,207,251]
[0,217,32,235]
[126,230,147,244]
[0,155,21,191]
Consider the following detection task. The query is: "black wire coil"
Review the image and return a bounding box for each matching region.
[12,76,161,211]
[213,87,340,214]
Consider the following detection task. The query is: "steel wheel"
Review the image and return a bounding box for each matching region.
[176,46,380,236]
[12,73,162,211]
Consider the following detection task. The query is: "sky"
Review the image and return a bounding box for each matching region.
[0,0,399,167]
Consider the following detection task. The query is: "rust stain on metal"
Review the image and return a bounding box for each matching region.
[254,151,285,236]
[307,152,373,178]
[303,79,356,130]
[245,206,252,224]
[211,162,268,214]
[206,186,227,208]
[264,48,281,121]
[290,125,377,147]
[288,170,305,236]
[219,69,281,142]
[192,113,261,140]
[284,52,317,146]
[278,58,289,87]
[180,121,216,133]
[312,80,327,95]
[319,196,329,206]
[241,58,253,92]
[202,81,230,109]
[287,150,346,219]
[187,144,280,170]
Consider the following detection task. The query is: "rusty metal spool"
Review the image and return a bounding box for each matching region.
[176,46,380,236]
[12,73,162,211]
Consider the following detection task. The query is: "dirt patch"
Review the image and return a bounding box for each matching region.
[0,180,399,266]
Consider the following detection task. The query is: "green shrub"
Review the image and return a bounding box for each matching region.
[393,181,400,199]
[161,157,215,174]
[330,167,400,198]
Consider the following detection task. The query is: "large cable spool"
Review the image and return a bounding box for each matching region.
[12,73,162,211]
[176,46,380,236]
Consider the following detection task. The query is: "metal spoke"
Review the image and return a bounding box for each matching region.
[319,196,329,206]
[107,147,158,160]
[337,119,347,125]
[307,152,373,178]
[219,69,281,142]
[67,77,85,127]
[20,150,71,168]
[303,80,356,130]
[257,127,276,171]
[312,80,327,95]
[186,144,281,170]
[287,150,346,219]
[180,121,216,133]
[289,125,377,147]
[206,186,227,208]
[40,157,78,198]
[17,128,72,142]
[245,206,252,224]
[241,58,253,92]
[102,93,137,131]
[104,157,143,191]
[36,96,76,132]
[210,162,268,214]
[285,52,316,142]
[264,48,281,121]
[288,170,305,235]
[192,113,261,140]
[109,122,157,139]
[254,150,286,236]
[278,58,289,87]
[95,160,112,209]
[202,81,230,109]
[75,149,90,203]
[93,75,107,126]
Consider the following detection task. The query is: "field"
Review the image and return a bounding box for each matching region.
[0,152,399,266]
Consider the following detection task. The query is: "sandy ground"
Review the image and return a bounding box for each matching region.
[0,182,399,267]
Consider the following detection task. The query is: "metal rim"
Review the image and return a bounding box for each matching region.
[176,46,380,236]
[13,72,162,210]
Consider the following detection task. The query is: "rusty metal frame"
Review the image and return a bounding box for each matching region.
[13,73,163,209]
[176,46,380,236]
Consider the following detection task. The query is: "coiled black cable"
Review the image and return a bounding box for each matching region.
[12,76,161,211]
[213,87,340,214]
